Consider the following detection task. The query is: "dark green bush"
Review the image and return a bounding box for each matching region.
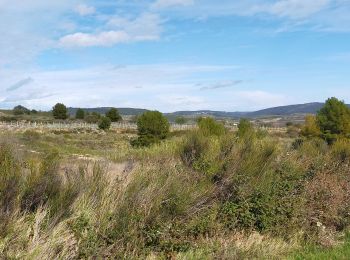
[13,105,30,115]
[106,108,122,122]
[132,111,170,147]
[98,116,111,131]
[75,108,85,119]
[52,103,68,120]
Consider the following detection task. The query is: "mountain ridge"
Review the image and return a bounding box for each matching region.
[68,102,350,119]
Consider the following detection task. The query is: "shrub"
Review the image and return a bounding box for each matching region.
[85,112,101,124]
[52,103,68,120]
[106,108,122,122]
[181,131,222,176]
[20,153,61,212]
[197,117,225,136]
[0,144,21,214]
[22,130,41,142]
[301,115,321,138]
[132,111,170,147]
[237,118,254,138]
[98,116,111,131]
[175,116,187,125]
[317,97,350,142]
[75,108,85,119]
[13,105,30,115]
[331,139,350,163]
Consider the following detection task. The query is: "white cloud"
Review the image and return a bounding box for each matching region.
[60,31,130,47]
[267,0,331,19]
[152,0,195,9]
[75,4,95,16]
[0,64,235,110]
[0,0,79,67]
[60,13,163,47]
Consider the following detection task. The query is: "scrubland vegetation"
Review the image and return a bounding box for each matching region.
[0,98,349,259]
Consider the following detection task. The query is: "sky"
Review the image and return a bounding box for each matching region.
[0,0,350,112]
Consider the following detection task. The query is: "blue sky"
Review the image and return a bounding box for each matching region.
[0,0,349,112]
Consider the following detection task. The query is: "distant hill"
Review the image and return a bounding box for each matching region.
[68,102,350,119]
[247,102,328,117]
[68,107,148,116]
[168,102,350,118]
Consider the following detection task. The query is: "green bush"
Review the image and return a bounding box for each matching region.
[175,116,187,125]
[237,118,255,138]
[13,105,30,115]
[181,131,222,177]
[197,117,225,137]
[106,108,122,122]
[75,108,85,119]
[85,112,101,123]
[132,111,170,147]
[52,103,68,120]
[98,116,111,131]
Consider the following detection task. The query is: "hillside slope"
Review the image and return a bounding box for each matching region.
[68,102,350,118]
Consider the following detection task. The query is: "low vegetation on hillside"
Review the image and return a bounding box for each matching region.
[0,97,349,259]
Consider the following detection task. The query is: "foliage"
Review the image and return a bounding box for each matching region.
[98,116,111,130]
[317,97,350,142]
[52,103,68,120]
[13,105,30,115]
[132,111,170,147]
[106,108,122,122]
[175,116,187,125]
[181,131,222,177]
[2,116,350,258]
[301,115,321,138]
[237,118,254,138]
[197,117,225,136]
[85,112,101,124]
[75,108,85,119]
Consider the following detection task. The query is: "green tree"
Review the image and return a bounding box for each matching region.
[175,116,187,125]
[317,97,350,142]
[75,108,85,120]
[98,116,111,130]
[197,117,225,136]
[52,103,68,120]
[13,105,30,115]
[106,108,122,122]
[131,111,170,147]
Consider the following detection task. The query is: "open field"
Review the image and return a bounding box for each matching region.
[0,123,349,259]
